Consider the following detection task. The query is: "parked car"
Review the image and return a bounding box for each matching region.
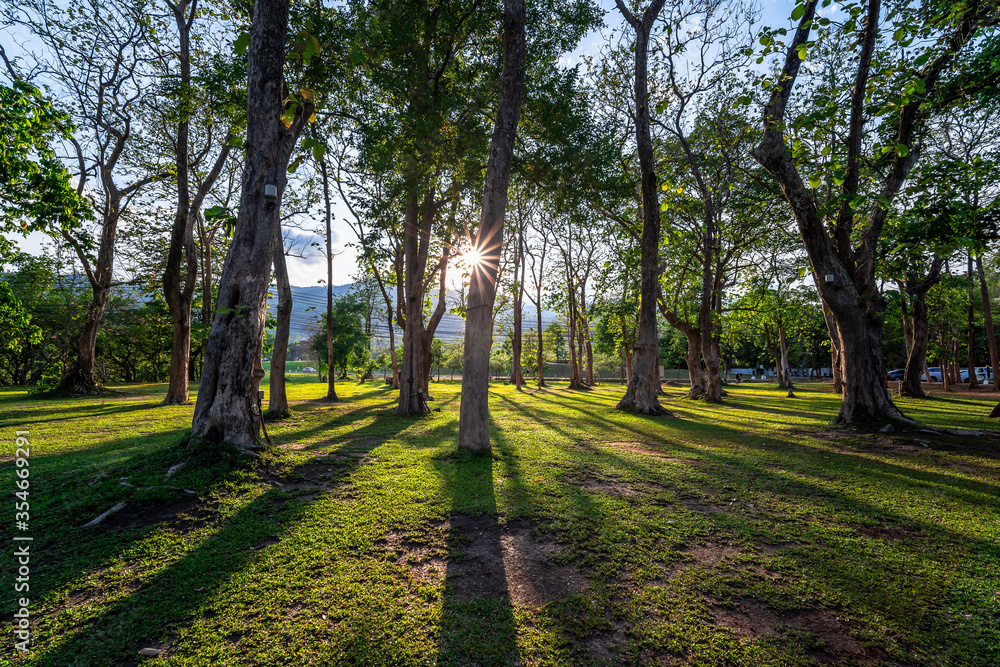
[887,369,905,381]
[976,367,992,384]
[301,366,317,373]
[921,367,975,383]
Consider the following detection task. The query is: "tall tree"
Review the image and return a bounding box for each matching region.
[190,0,314,449]
[161,0,236,405]
[457,0,527,450]
[8,0,169,393]
[614,0,669,415]
[753,0,999,424]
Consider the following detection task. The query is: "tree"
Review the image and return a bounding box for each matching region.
[161,0,237,405]
[7,0,169,393]
[267,229,293,416]
[190,0,314,450]
[613,0,670,415]
[650,0,758,402]
[752,0,1000,424]
[457,0,528,450]
[310,293,369,385]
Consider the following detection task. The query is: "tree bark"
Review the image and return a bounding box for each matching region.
[319,158,338,401]
[778,319,794,397]
[967,253,980,390]
[614,0,669,416]
[976,256,1000,391]
[900,260,942,397]
[190,0,312,450]
[268,228,291,416]
[397,191,435,415]
[457,0,526,449]
[511,219,525,390]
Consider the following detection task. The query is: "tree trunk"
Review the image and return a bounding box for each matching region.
[319,158,338,401]
[834,306,899,423]
[900,261,942,398]
[268,229,291,416]
[397,192,434,415]
[614,0,669,416]
[387,305,399,389]
[976,256,1000,391]
[536,292,545,387]
[457,0,526,449]
[61,201,124,394]
[190,0,312,451]
[422,227,453,397]
[660,304,703,399]
[897,280,912,358]
[580,290,594,386]
[779,320,794,397]
[967,253,980,390]
[162,0,198,406]
[511,222,525,390]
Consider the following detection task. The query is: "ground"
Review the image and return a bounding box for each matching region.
[1,378,998,666]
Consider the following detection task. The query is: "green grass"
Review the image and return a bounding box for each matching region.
[1,377,998,666]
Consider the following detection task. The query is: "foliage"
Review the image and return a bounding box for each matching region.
[309,293,370,378]
[0,81,92,253]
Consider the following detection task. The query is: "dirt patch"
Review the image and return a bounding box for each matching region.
[664,457,709,466]
[382,515,587,608]
[758,541,806,555]
[579,477,636,497]
[90,493,203,532]
[579,620,629,663]
[603,441,670,458]
[680,499,726,515]
[681,543,740,566]
[273,455,359,491]
[712,600,865,656]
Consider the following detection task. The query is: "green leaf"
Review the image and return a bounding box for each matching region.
[796,43,808,60]
[895,143,909,157]
[234,32,249,55]
[809,174,821,189]
[893,27,905,41]
[791,4,806,21]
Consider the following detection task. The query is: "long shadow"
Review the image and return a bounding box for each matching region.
[0,398,170,428]
[500,390,999,557]
[494,391,1000,662]
[431,441,519,664]
[5,399,414,665]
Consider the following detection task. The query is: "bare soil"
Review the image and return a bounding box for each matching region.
[378,514,588,608]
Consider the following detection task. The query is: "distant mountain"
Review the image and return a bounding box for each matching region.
[270,282,562,345]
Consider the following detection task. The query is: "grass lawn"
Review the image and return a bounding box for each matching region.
[1,377,998,666]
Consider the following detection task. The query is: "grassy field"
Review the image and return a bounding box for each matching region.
[1,377,998,666]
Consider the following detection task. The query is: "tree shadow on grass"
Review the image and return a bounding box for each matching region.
[0,398,171,428]
[9,400,414,665]
[495,391,1000,664]
[428,437,519,666]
